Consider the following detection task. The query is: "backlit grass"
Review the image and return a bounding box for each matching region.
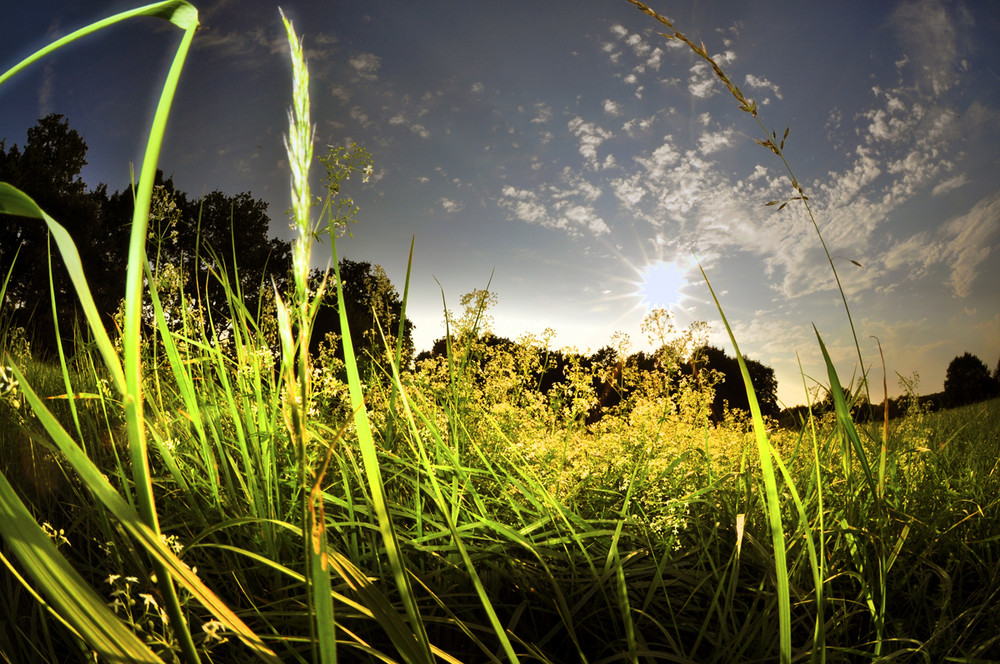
[1,3,998,663]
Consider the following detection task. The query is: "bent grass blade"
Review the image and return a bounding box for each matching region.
[0,4,278,663]
[6,363,281,663]
[0,469,166,663]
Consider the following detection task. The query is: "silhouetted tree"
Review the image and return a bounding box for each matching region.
[310,260,414,378]
[0,114,107,354]
[943,352,996,407]
[2,115,298,355]
[693,345,779,422]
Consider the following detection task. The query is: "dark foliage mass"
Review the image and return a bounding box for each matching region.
[944,352,999,407]
[0,115,410,367]
[309,259,414,377]
[693,344,779,421]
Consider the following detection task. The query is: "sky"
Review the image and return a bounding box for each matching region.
[2,0,999,407]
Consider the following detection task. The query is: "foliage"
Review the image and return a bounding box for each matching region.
[693,344,780,421]
[310,259,415,379]
[943,351,998,407]
[0,116,294,356]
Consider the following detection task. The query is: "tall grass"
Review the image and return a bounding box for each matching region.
[1,2,998,663]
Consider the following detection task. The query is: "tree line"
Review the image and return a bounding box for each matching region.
[0,113,407,371]
[2,115,994,428]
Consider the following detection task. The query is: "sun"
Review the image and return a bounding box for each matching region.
[636,260,688,310]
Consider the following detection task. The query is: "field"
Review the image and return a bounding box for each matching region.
[2,2,999,663]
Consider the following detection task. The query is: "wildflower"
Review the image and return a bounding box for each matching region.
[202,620,229,644]
[105,574,121,585]
[0,365,17,394]
[41,522,70,547]
[362,163,373,183]
[161,534,184,554]
[139,593,158,611]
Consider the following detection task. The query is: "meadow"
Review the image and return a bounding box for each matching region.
[1,2,999,663]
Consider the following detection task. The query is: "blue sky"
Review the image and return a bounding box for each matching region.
[3,0,999,406]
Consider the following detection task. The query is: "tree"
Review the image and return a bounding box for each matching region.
[1,115,298,356]
[693,345,780,422]
[310,259,414,378]
[943,352,997,407]
[0,114,106,354]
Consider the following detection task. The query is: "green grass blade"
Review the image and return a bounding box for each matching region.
[387,363,524,663]
[697,261,791,663]
[813,327,879,501]
[0,470,166,663]
[0,1,196,87]
[0,185,126,392]
[7,364,282,663]
[116,8,201,662]
[329,246,435,663]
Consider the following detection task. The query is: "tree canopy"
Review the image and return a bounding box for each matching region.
[1,114,409,366]
[943,352,998,407]
[309,259,415,377]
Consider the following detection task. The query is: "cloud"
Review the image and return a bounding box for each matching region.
[530,103,553,124]
[498,168,610,236]
[349,53,381,81]
[349,106,373,129]
[567,116,613,170]
[889,0,970,96]
[688,51,735,98]
[330,85,351,104]
[744,73,783,102]
[941,190,1000,297]
[603,99,623,116]
[388,112,431,139]
[622,115,656,137]
[932,173,968,196]
[698,128,735,155]
[471,82,484,94]
[37,63,54,117]
[439,197,464,213]
[605,24,665,87]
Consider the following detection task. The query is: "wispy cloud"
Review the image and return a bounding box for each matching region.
[688,51,736,98]
[439,197,464,213]
[941,190,1000,297]
[389,112,431,138]
[498,167,610,237]
[530,102,553,124]
[744,73,783,103]
[889,0,971,97]
[932,173,968,196]
[349,52,381,81]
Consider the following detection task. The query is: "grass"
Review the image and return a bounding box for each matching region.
[2,2,999,663]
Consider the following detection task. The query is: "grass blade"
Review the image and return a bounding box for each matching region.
[697,261,792,664]
[0,469,165,663]
[329,246,435,663]
[7,363,281,663]
[813,327,879,501]
[0,1,197,87]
